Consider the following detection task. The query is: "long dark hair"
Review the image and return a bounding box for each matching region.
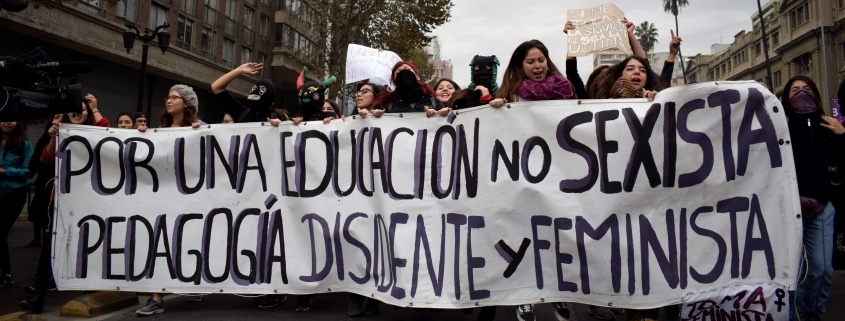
[781,75,824,117]
[591,56,666,99]
[356,83,386,110]
[161,107,199,127]
[1,122,27,157]
[372,61,436,107]
[497,40,562,100]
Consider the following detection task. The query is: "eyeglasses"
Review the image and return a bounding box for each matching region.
[67,112,82,117]
[356,88,373,95]
[165,95,183,102]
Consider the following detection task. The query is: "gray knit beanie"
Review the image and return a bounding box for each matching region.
[169,84,199,114]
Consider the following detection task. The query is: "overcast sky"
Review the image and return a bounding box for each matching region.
[432,0,765,86]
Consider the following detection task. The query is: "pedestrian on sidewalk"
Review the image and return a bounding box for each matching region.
[0,120,34,287]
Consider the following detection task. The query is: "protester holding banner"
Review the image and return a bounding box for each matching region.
[355,83,386,117]
[66,94,109,127]
[321,99,343,124]
[451,55,499,110]
[133,112,147,129]
[488,39,576,321]
[0,120,33,287]
[783,76,845,321]
[492,39,576,110]
[116,111,135,129]
[134,84,205,316]
[434,78,460,107]
[589,55,665,101]
[372,61,446,117]
[20,95,113,312]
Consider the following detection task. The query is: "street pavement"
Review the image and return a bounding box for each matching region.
[3,220,845,321]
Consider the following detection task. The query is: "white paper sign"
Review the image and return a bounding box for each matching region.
[345,44,402,86]
[53,81,801,309]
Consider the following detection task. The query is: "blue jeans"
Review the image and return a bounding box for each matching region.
[792,201,835,320]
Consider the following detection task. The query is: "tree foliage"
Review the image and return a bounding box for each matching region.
[634,21,659,53]
[315,0,453,97]
[662,0,689,16]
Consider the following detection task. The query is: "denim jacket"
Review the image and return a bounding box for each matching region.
[0,140,34,196]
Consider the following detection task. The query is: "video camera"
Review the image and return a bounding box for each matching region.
[0,48,92,122]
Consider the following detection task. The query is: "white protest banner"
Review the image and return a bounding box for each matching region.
[345,44,402,86]
[53,81,801,309]
[567,3,633,57]
[682,281,789,321]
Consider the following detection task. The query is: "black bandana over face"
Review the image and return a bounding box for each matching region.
[469,55,499,94]
[395,70,424,102]
[247,79,277,109]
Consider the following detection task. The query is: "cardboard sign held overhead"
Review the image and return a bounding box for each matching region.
[566,3,633,57]
[345,44,402,87]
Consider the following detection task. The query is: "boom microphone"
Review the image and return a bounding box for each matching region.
[31,61,93,74]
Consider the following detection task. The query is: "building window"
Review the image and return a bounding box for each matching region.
[754,42,762,56]
[773,70,782,87]
[116,0,136,22]
[274,24,283,47]
[224,0,237,36]
[790,3,810,29]
[201,27,216,59]
[260,15,269,44]
[181,0,196,15]
[223,38,235,67]
[149,3,168,28]
[242,6,255,46]
[243,6,254,29]
[241,47,252,64]
[771,30,780,46]
[78,0,102,15]
[204,0,218,25]
[177,15,194,50]
[258,52,267,77]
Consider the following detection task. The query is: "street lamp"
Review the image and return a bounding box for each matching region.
[123,21,171,114]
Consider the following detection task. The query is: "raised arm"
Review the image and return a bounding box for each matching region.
[623,18,647,58]
[211,62,263,94]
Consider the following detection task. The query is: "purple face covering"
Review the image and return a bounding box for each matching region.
[516,74,574,100]
[789,88,818,114]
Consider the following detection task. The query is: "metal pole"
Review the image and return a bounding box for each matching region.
[137,43,149,113]
[757,0,774,91]
[818,0,831,110]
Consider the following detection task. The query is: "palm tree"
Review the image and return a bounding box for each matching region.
[663,0,689,80]
[635,21,659,54]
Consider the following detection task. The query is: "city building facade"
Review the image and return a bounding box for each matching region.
[0,0,318,131]
[686,0,845,110]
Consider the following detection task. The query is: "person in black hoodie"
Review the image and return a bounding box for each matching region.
[371,61,446,117]
[784,76,845,321]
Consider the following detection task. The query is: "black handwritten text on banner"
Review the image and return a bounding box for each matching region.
[53,81,801,309]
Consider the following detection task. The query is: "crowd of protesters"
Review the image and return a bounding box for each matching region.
[1,16,843,321]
